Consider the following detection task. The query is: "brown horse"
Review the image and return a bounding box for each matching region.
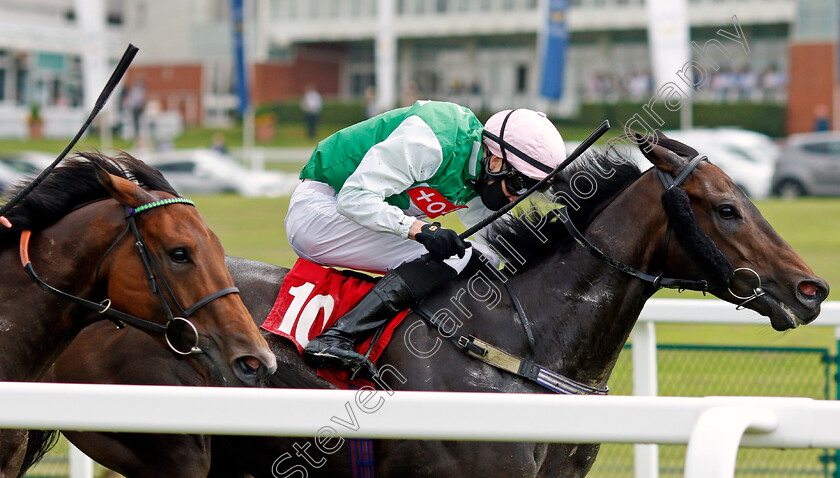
[39,132,827,477]
[0,153,277,477]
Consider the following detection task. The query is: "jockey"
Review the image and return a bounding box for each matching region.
[287,101,566,375]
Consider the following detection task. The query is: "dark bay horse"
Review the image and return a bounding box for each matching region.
[0,153,277,477]
[40,132,828,477]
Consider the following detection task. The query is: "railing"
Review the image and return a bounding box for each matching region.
[19,298,840,478]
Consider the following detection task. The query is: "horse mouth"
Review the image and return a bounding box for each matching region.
[755,293,806,331]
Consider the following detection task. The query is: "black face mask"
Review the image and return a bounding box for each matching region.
[474,171,509,211]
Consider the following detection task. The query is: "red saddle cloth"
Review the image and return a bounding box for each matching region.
[261,258,410,389]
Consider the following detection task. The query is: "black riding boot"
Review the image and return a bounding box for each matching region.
[302,257,458,377]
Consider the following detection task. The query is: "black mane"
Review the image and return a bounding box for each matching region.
[0,151,177,250]
[483,150,642,274]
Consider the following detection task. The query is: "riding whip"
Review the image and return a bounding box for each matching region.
[459,119,610,240]
[0,44,139,218]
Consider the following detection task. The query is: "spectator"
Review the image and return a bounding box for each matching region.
[125,79,146,140]
[400,80,419,107]
[211,132,228,154]
[300,84,323,140]
[814,104,830,132]
[363,86,378,119]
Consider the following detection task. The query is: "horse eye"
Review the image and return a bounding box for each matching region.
[717,205,738,220]
[168,248,190,263]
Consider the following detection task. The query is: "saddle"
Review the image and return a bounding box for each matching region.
[263,258,609,395]
[261,258,410,389]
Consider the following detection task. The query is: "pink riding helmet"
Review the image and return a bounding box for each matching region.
[482,109,567,180]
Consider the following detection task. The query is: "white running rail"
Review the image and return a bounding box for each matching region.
[25,299,840,477]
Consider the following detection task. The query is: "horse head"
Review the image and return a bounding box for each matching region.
[634,131,829,331]
[91,163,277,386]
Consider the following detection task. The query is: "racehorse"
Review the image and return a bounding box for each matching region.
[36,132,828,477]
[0,152,277,477]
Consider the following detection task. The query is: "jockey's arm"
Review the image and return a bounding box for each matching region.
[336,115,443,239]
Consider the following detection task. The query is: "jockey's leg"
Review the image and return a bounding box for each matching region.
[303,255,465,376]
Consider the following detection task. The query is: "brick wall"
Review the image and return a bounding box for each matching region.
[787,42,836,134]
[125,65,203,125]
[252,44,343,103]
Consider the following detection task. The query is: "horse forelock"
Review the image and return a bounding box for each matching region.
[484,151,641,275]
[0,151,179,251]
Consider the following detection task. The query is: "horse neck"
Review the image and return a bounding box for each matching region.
[516,172,666,387]
[0,202,123,381]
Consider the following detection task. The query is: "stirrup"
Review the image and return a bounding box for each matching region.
[350,359,378,381]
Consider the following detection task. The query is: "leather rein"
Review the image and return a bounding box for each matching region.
[562,154,738,292]
[19,197,239,355]
[412,155,742,396]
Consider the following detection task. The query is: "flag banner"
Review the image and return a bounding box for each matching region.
[540,0,570,100]
[645,0,691,93]
[232,0,249,114]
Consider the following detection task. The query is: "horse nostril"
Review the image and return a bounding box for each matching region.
[799,282,818,297]
[242,356,261,372]
[797,279,828,304]
[233,355,273,386]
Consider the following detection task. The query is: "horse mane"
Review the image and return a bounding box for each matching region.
[0,151,178,250]
[484,150,642,274]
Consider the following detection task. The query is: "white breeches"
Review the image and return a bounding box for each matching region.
[285,181,474,274]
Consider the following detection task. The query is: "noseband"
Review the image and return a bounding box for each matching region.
[562,155,741,293]
[19,197,239,355]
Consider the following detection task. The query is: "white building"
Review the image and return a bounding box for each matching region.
[0,0,807,134]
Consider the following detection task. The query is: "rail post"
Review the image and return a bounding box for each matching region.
[633,321,659,478]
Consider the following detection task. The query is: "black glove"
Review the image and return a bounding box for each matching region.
[415,222,468,261]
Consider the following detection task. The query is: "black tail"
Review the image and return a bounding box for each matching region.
[17,429,60,477]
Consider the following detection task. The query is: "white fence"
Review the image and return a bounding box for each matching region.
[15,298,840,478]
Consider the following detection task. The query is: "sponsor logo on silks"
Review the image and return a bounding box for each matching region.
[407,186,466,218]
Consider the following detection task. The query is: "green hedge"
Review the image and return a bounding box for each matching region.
[556,101,787,138]
[256,100,787,138]
[256,101,366,126]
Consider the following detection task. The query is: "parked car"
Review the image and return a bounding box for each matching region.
[0,160,28,195]
[142,149,298,197]
[676,127,780,166]
[772,132,840,198]
[0,151,54,177]
[566,130,773,199]
[660,130,773,199]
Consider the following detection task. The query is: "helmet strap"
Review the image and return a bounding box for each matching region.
[482,110,554,175]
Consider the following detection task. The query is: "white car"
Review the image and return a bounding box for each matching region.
[0,160,27,194]
[662,130,774,199]
[565,130,773,199]
[0,151,55,177]
[702,127,781,166]
[142,149,298,197]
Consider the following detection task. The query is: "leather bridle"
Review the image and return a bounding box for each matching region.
[19,197,239,355]
[561,155,748,294]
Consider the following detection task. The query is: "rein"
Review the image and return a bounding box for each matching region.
[19,197,240,355]
[561,155,736,292]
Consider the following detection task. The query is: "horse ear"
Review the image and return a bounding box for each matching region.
[95,166,153,208]
[631,130,685,174]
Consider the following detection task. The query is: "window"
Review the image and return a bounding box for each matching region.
[516,64,528,93]
[802,142,831,154]
[156,162,196,173]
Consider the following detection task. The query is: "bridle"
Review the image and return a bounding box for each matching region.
[19,197,240,355]
[561,154,764,307]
